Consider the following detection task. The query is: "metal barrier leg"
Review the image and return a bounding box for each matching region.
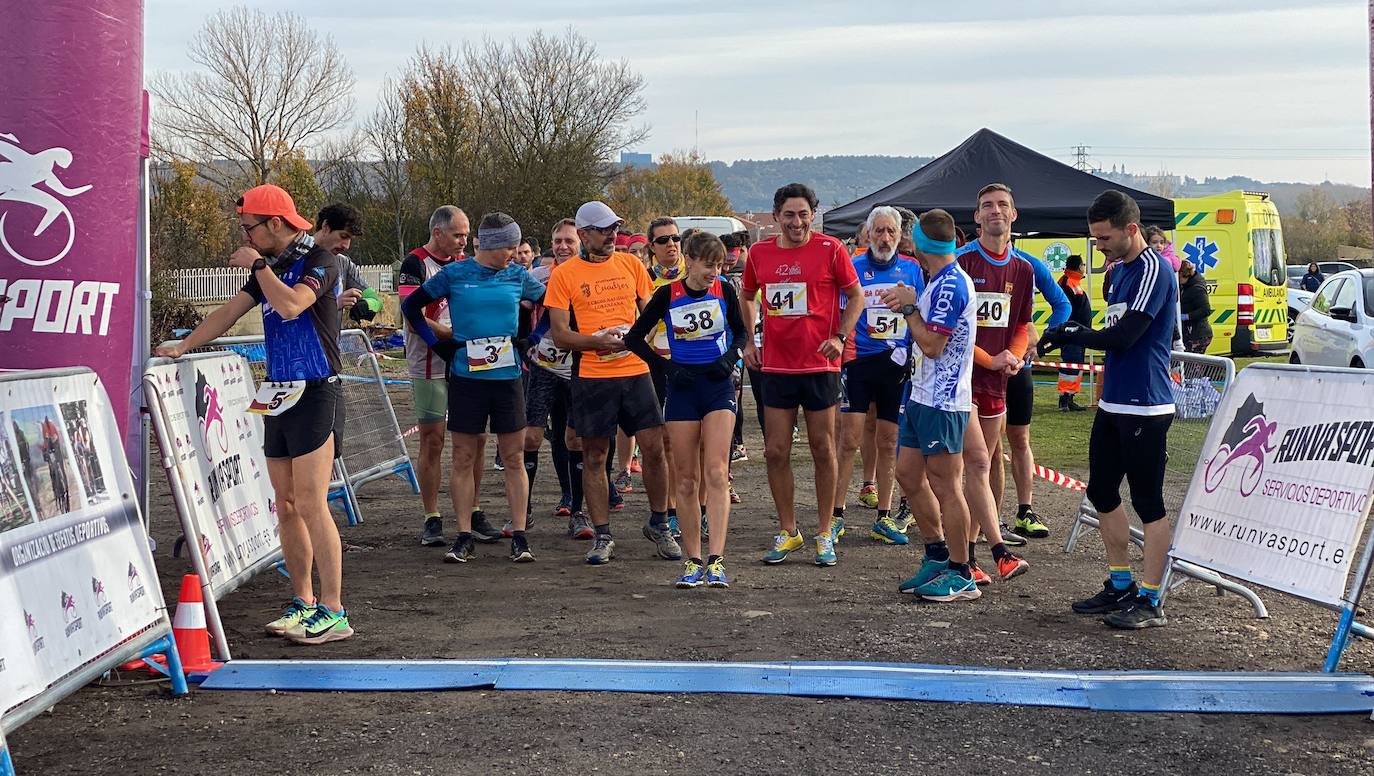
[139,633,190,696]
[275,558,291,579]
[1063,498,1093,554]
[398,461,420,494]
[0,730,13,776]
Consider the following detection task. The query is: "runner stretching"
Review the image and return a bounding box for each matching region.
[1042,191,1178,629]
[626,232,746,588]
[742,183,863,566]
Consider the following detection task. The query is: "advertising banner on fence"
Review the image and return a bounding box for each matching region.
[144,354,280,596]
[0,1,144,444]
[1172,365,1374,607]
[0,370,165,717]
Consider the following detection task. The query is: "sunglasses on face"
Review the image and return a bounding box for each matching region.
[653,234,681,245]
[582,224,621,235]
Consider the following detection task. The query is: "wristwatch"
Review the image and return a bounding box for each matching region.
[251,257,268,272]
[835,332,848,344]
[900,303,917,316]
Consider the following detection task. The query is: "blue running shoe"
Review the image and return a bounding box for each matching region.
[830,515,846,544]
[915,569,981,602]
[898,557,949,593]
[814,534,837,566]
[705,558,729,588]
[667,515,681,539]
[675,559,706,588]
[869,516,910,545]
[762,530,804,564]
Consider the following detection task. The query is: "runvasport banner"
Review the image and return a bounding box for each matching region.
[0,369,165,715]
[1171,365,1374,607]
[0,1,143,441]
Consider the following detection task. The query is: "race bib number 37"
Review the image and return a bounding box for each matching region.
[976,292,1012,329]
[467,336,516,371]
[766,283,808,317]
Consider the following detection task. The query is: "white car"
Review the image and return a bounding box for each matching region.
[1290,269,1374,369]
[1287,286,1315,342]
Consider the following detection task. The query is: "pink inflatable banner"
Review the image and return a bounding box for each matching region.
[0,0,145,439]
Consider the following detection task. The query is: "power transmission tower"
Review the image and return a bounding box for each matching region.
[1071,144,1093,172]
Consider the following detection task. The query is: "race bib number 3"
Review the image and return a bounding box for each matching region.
[976,292,1012,329]
[466,336,515,372]
[765,283,808,317]
[670,300,722,340]
[248,380,306,416]
[866,308,907,340]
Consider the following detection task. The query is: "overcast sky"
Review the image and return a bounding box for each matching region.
[146,0,1372,186]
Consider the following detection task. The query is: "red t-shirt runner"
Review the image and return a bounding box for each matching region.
[742,233,858,374]
[955,240,1034,399]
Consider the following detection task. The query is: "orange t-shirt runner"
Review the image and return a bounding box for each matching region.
[741,233,858,374]
[544,251,655,379]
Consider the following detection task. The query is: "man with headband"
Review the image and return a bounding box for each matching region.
[402,212,547,565]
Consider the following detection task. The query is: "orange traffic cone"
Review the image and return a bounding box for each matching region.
[167,574,222,675]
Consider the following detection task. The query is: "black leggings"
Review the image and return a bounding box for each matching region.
[747,368,767,435]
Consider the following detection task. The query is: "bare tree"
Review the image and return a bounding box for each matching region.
[399,46,481,209]
[365,77,416,261]
[150,6,355,189]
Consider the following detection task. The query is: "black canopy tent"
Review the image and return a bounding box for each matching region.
[821,129,1175,239]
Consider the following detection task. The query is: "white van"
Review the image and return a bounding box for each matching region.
[673,216,746,237]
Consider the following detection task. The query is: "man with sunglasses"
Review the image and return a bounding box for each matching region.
[156,184,352,645]
[546,201,680,565]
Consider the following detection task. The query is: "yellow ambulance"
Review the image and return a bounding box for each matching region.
[1019,191,1288,356]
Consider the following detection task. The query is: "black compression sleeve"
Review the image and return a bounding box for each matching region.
[401,286,441,347]
[1068,310,1152,351]
[624,285,672,370]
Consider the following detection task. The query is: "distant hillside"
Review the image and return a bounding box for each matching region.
[709,154,1369,216]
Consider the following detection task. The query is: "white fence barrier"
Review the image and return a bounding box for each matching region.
[0,368,185,761]
[173,264,394,302]
[144,353,283,661]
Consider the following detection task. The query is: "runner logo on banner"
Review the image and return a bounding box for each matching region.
[144,353,279,596]
[1172,366,1374,607]
[0,369,166,716]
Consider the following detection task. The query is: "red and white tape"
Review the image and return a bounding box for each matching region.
[1003,453,1087,491]
[1031,359,1104,374]
[402,424,419,438]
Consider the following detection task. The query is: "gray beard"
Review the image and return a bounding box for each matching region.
[870,245,896,262]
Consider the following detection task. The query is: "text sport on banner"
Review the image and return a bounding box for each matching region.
[1171,366,1374,607]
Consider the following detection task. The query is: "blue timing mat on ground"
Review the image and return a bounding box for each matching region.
[198,659,1374,714]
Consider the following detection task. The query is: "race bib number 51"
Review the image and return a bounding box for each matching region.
[766,283,808,317]
[976,292,1012,328]
[467,336,515,371]
[866,308,906,340]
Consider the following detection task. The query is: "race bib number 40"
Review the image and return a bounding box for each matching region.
[670,299,722,340]
[976,292,1012,329]
[866,308,907,340]
[248,380,305,416]
[766,283,808,317]
[467,336,516,371]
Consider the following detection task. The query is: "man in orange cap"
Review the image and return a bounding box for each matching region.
[156,184,354,646]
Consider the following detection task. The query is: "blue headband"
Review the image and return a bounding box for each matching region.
[912,220,955,255]
[479,220,522,250]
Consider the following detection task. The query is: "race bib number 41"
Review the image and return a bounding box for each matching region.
[670,299,722,340]
[766,283,808,317]
[976,292,1012,329]
[248,381,305,416]
[466,336,516,371]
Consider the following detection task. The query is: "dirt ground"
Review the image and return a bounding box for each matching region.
[10,383,1374,775]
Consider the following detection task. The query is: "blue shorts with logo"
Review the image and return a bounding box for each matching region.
[665,372,738,422]
[898,402,968,456]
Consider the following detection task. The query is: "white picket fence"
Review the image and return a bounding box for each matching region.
[173,264,394,301]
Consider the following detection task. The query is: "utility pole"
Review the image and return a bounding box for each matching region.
[1071,144,1092,172]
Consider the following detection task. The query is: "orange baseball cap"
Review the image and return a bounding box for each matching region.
[237,184,313,231]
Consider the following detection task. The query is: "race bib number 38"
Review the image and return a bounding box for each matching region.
[766,282,808,317]
[670,300,722,340]
[466,336,515,372]
[976,292,1012,329]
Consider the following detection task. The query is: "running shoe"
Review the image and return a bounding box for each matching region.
[630,454,642,474]
[287,605,354,645]
[265,597,312,637]
[1072,580,1139,615]
[762,530,804,564]
[857,482,879,509]
[1103,597,1167,629]
[614,470,633,494]
[470,511,503,544]
[814,534,837,566]
[643,522,683,560]
[831,515,846,544]
[420,516,444,547]
[553,496,572,517]
[700,514,710,539]
[609,492,625,512]
[568,511,595,540]
[585,534,615,565]
[893,497,913,533]
[898,557,948,593]
[501,520,514,538]
[969,563,992,587]
[915,569,982,602]
[493,453,505,471]
[510,534,535,563]
[675,559,706,588]
[997,523,1028,547]
[869,516,910,545]
[444,534,476,563]
[996,552,1030,581]
[1014,509,1050,538]
[729,485,741,504]
[731,444,749,463]
[667,514,681,539]
[705,558,730,588]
